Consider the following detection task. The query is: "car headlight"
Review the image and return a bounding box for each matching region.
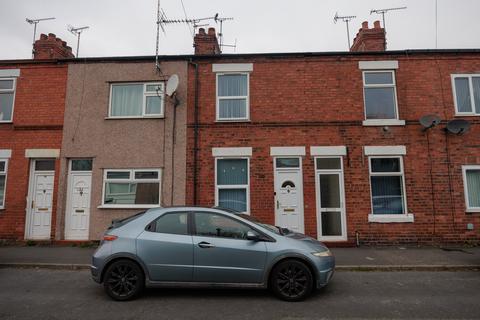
[312,250,332,257]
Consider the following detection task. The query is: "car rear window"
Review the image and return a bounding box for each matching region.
[108,211,145,230]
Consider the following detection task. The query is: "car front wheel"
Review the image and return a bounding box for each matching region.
[103,260,145,301]
[270,260,313,302]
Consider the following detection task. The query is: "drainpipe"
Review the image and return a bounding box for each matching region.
[190,60,199,205]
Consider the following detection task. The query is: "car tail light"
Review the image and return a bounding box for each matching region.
[103,235,118,241]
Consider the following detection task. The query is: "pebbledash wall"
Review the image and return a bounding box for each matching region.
[0,34,73,240]
[55,58,188,240]
[186,24,480,245]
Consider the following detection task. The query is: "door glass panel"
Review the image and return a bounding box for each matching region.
[35,160,55,171]
[276,158,300,168]
[316,158,341,170]
[71,159,92,171]
[194,212,252,239]
[321,211,342,236]
[153,212,188,235]
[320,174,340,208]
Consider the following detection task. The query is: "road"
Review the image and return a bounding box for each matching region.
[0,269,479,320]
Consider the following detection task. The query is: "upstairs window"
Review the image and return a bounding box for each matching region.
[216,73,249,121]
[0,78,16,122]
[452,75,480,115]
[109,82,164,118]
[363,71,398,120]
[102,169,161,208]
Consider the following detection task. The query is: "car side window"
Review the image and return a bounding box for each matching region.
[149,212,189,235]
[194,212,254,240]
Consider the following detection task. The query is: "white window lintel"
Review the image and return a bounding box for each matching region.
[359,60,399,70]
[270,146,305,157]
[368,213,414,223]
[25,149,60,159]
[0,150,12,158]
[310,146,347,156]
[212,63,253,73]
[212,147,252,157]
[364,146,406,156]
[0,69,20,77]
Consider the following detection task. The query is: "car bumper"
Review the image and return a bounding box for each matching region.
[314,256,335,288]
[91,264,101,283]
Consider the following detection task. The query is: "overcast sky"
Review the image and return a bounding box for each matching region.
[1,0,479,59]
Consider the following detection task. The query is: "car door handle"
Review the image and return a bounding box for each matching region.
[198,241,215,249]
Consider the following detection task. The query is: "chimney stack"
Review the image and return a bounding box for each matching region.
[193,27,221,55]
[350,21,386,52]
[33,33,74,60]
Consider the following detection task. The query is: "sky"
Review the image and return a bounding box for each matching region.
[0,0,479,59]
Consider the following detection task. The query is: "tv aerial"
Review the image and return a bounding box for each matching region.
[419,114,441,131]
[68,25,89,57]
[214,13,235,52]
[26,17,55,58]
[370,6,407,42]
[446,119,470,135]
[333,12,356,49]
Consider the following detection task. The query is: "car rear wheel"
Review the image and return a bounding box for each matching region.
[270,260,313,302]
[103,260,144,301]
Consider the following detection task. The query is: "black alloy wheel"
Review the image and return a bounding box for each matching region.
[271,260,313,301]
[103,260,144,301]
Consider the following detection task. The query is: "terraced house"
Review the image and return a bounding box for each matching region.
[186,22,480,245]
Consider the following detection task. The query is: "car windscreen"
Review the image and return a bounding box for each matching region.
[237,213,281,235]
[108,211,146,230]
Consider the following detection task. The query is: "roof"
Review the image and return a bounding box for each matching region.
[1,48,479,65]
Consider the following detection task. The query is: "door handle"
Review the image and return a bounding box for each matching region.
[198,241,215,249]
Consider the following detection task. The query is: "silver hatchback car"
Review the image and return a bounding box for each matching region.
[91,207,335,301]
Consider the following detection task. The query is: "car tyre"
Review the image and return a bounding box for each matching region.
[103,260,145,301]
[270,260,313,302]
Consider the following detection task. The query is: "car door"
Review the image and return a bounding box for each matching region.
[192,211,267,284]
[136,211,193,282]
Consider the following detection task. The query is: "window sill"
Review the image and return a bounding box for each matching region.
[362,119,405,126]
[97,205,160,209]
[0,121,13,124]
[368,213,414,223]
[466,209,480,213]
[455,113,480,117]
[105,116,165,120]
[215,119,251,123]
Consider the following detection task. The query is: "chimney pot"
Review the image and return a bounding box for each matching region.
[373,20,381,29]
[198,28,206,35]
[208,27,216,36]
[362,21,369,29]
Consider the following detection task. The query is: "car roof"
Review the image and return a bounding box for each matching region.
[147,206,240,217]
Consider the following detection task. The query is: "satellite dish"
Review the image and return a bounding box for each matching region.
[419,114,441,129]
[166,74,179,97]
[446,119,471,135]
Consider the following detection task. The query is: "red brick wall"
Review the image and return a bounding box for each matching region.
[186,53,480,245]
[0,63,67,240]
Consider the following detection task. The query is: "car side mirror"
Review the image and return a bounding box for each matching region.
[246,231,260,241]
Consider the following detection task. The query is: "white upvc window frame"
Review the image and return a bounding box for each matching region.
[0,158,8,209]
[214,156,250,214]
[368,155,413,223]
[362,70,403,126]
[462,165,480,212]
[100,168,162,209]
[451,74,480,116]
[108,82,165,119]
[0,77,17,123]
[215,72,250,122]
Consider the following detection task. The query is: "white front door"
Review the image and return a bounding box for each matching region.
[274,157,304,233]
[315,157,347,241]
[27,160,56,239]
[65,160,93,240]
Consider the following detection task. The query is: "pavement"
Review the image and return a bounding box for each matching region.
[0,245,479,271]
